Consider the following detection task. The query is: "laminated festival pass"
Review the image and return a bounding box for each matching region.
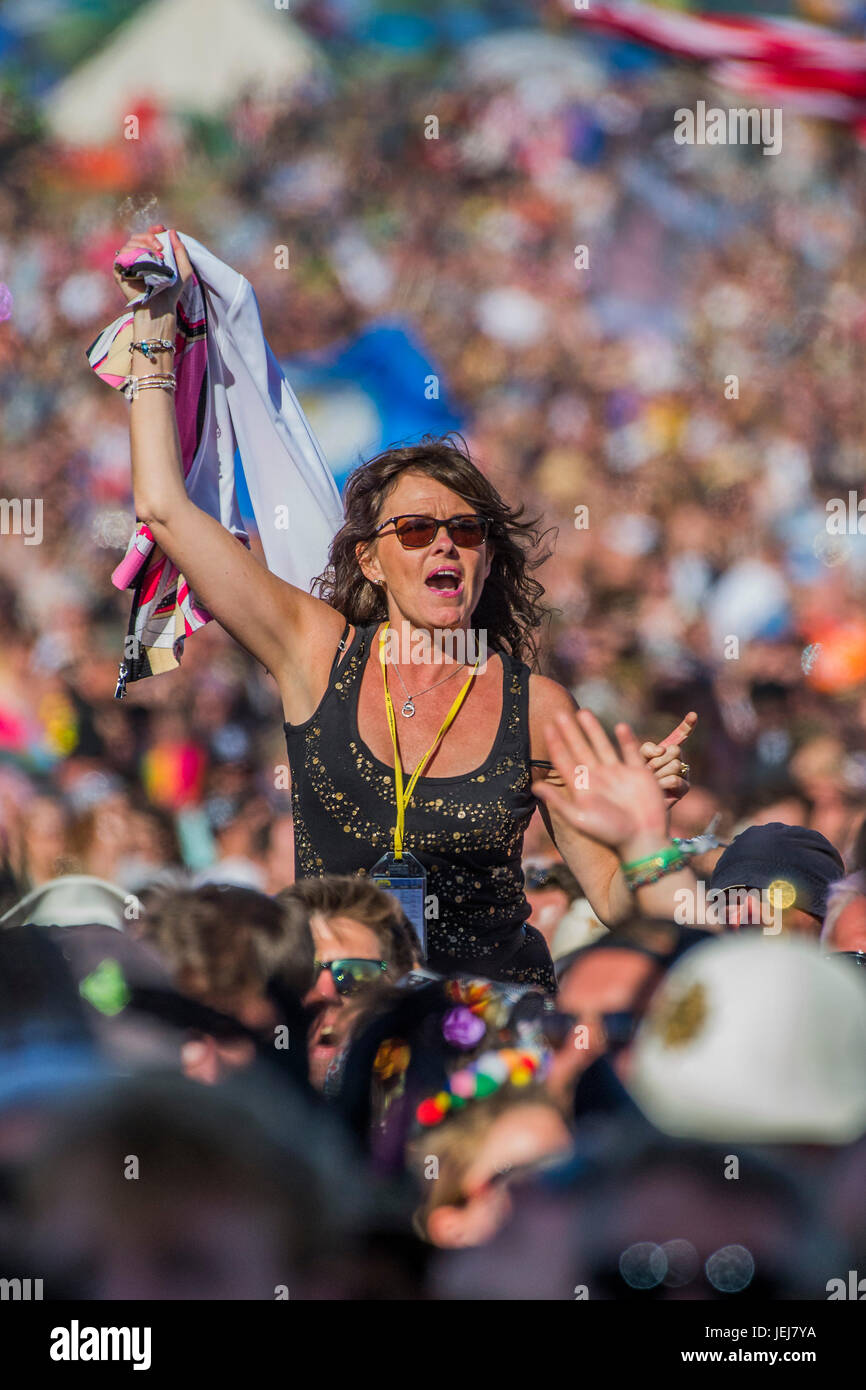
[371,850,427,959]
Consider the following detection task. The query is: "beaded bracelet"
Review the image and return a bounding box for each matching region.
[621,844,689,890]
[129,338,175,360]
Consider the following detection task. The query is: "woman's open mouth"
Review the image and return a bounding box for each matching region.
[425,567,464,597]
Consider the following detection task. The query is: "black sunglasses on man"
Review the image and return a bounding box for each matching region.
[311,958,388,996]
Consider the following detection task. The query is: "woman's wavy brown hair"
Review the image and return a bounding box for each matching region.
[312,435,553,666]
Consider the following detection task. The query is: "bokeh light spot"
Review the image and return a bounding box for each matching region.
[618,1242,667,1290]
[767,879,796,910]
[661,1238,699,1288]
[705,1244,755,1294]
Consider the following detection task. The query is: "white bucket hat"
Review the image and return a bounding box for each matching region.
[0,875,129,931]
[627,932,866,1145]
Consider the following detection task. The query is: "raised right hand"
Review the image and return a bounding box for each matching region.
[112,223,194,313]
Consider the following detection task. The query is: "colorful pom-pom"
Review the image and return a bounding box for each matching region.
[417,1098,445,1126]
[414,1040,551,1129]
[451,1069,475,1099]
[442,1006,486,1049]
[481,1052,510,1084]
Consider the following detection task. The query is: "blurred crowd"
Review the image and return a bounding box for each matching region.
[0,840,864,1299]
[1,10,866,1299]
[3,28,866,892]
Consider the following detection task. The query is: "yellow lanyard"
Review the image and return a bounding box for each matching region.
[378,625,480,858]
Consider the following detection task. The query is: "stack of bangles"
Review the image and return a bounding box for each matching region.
[123,373,176,401]
[124,337,177,402]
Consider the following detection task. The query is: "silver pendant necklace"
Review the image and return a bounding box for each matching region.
[391,659,468,717]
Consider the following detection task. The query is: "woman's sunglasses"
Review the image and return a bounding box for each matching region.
[312,958,388,996]
[373,514,490,550]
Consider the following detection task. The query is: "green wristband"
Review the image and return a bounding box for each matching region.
[621,844,689,890]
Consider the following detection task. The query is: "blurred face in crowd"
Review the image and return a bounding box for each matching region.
[126,808,178,873]
[214,796,270,861]
[823,895,866,953]
[558,948,661,1069]
[23,797,70,881]
[547,949,662,1106]
[181,1006,272,1088]
[71,794,132,878]
[180,980,275,1085]
[426,1102,572,1251]
[746,796,811,828]
[357,470,492,634]
[790,736,844,804]
[304,913,384,1089]
[721,887,821,938]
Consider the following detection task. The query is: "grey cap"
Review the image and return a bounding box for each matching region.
[0,875,130,931]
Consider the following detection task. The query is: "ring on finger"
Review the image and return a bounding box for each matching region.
[680,762,690,778]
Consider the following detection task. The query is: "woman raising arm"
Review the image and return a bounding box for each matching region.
[114,224,695,989]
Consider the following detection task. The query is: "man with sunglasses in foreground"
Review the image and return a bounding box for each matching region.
[278,877,421,1090]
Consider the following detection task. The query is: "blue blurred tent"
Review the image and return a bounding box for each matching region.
[0,21,20,58]
[279,320,463,491]
[232,319,462,528]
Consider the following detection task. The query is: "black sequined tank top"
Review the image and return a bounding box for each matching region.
[283,621,555,990]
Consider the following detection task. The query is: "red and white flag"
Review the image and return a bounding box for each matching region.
[565,1,866,122]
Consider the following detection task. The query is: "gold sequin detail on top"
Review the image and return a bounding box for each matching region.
[284,624,551,988]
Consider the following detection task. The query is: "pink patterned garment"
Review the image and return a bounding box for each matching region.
[87,252,241,693]
[87,232,343,697]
